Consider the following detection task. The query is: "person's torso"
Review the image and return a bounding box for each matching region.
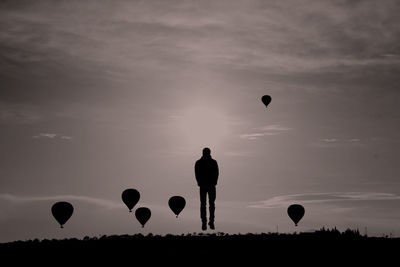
[196,158,217,185]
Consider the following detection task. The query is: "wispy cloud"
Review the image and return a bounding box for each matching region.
[321,138,338,143]
[0,194,122,209]
[239,133,266,140]
[321,138,362,143]
[32,133,72,140]
[33,133,57,139]
[0,103,42,124]
[240,124,292,140]
[259,125,292,132]
[314,138,365,147]
[249,192,400,208]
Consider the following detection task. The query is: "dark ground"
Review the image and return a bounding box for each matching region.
[1,228,398,265]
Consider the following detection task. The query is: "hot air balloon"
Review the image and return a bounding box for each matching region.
[135,207,151,228]
[261,95,272,108]
[287,204,305,226]
[51,202,74,228]
[122,189,140,212]
[168,196,186,218]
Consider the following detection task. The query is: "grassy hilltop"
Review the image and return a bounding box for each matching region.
[1,228,398,265]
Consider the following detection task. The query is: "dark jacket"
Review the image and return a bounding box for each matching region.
[195,156,219,186]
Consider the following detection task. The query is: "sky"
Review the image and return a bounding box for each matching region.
[1,0,400,242]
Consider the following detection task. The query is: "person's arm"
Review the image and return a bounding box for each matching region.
[195,161,200,186]
[214,161,219,185]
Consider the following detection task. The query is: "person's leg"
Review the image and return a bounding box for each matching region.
[208,186,216,228]
[199,187,207,229]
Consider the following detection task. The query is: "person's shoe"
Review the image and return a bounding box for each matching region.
[202,222,207,231]
[208,222,215,230]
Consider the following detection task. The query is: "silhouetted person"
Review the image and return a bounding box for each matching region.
[195,147,219,230]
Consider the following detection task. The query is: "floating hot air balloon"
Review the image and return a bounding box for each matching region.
[135,207,151,228]
[261,95,272,108]
[287,204,305,226]
[168,196,186,218]
[51,202,74,228]
[122,189,140,212]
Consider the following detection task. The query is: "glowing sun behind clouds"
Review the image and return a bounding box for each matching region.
[177,106,230,150]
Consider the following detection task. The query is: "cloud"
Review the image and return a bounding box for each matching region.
[321,138,338,143]
[259,125,292,132]
[0,103,43,124]
[240,124,292,140]
[239,133,265,140]
[0,0,399,118]
[249,192,400,208]
[320,138,362,143]
[314,138,365,147]
[33,133,57,138]
[0,193,122,209]
[32,133,72,140]
[2,0,398,78]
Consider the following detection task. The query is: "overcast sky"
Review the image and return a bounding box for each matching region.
[1,0,400,242]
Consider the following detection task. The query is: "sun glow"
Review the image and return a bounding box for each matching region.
[177,106,230,149]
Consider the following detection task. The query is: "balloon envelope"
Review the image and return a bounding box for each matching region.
[135,207,151,227]
[122,189,140,212]
[51,202,74,228]
[287,204,305,226]
[261,95,272,107]
[168,196,186,218]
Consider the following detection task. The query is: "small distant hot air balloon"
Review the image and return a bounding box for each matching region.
[51,202,74,228]
[261,95,272,108]
[168,196,186,218]
[122,189,140,212]
[287,204,305,226]
[135,207,151,228]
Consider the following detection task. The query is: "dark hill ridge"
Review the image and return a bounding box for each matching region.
[1,229,398,265]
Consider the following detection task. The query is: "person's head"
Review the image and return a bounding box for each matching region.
[202,147,211,157]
